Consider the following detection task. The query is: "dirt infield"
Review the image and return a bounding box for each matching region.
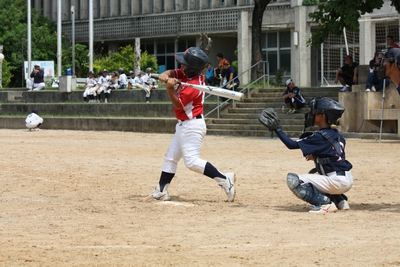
[1,129,400,267]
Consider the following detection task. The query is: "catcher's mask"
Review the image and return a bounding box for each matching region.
[304,97,345,128]
[175,47,208,78]
[378,47,400,79]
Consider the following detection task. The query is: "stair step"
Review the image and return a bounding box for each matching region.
[207,86,341,137]
[209,118,305,126]
[207,123,304,131]
[227,108,308,115]
[251,92,339,98]
[206,129,305,138]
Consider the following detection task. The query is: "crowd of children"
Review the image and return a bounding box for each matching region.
[83,68,158,103]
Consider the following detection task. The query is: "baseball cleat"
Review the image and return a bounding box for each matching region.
[309,202,338,214]
[338,200,350,210]
[215,173,236,202]
[150,184,170,201]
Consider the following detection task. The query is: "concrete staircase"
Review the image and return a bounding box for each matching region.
[206,87,341,138]
[3,85,398,139]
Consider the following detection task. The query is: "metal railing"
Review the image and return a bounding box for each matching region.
[204,60,269,118]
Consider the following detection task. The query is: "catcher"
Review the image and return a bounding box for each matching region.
[258,97,353,214]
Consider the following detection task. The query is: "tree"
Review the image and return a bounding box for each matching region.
[0,0,57,87]
[62,44,90,78]
[1,60,17,87]
[251,0,271,81]
[308,0,400,47]
[93,45,158,75]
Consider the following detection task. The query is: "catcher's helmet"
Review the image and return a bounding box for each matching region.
[175,47,208,78]
[304,97,345,128]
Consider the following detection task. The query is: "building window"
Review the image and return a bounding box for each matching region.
[262,31,291,75]
[142,38,196,70]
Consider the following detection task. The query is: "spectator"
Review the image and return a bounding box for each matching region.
[137,71,151,103]
[83,71,98,103]
[97,69,110,103]
[146,67,159,90]
[381,47,400,95]
[26,64,46,91]
[214,53,226,84]
[334,55,359,92]
[220,60,240,102]
[103,71,118,103]
[117,68,128,89]
[25,108,43,131]
[127,70,140,90]
[386,35,399,48]
[365,52,390,92]
[205,62,217,86]
[283,78,306,114]
[220,60,240,90]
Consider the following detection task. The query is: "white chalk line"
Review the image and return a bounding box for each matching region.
[1,170,89,188]
[157,201,196,207]
[31,244,279,250]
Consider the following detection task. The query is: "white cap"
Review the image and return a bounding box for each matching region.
[286,78,293,86]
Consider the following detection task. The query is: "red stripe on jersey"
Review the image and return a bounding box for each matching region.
[173,69,204,121]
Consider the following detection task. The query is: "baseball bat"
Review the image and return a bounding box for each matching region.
[150,74,244,101]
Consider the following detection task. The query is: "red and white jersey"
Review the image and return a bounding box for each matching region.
[173,69,204,121]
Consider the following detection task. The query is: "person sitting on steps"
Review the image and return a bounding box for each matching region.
[334,55,359,92]
[282,78,306,114]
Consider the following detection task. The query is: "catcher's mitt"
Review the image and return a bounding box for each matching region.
[258,108,282,132]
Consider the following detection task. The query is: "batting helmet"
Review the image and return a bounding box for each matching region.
[304,97,345,128]
[175,47,208,78]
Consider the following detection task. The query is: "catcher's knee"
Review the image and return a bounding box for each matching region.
[286,173,330,206]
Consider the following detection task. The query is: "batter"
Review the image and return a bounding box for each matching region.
[148,47,235,202]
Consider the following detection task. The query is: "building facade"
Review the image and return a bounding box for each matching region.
[33,0,400,86]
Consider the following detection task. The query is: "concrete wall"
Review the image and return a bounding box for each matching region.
[0,89,220,104]
[0,103,219,118]
[339,84,400,135]
[0,117,179,133]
